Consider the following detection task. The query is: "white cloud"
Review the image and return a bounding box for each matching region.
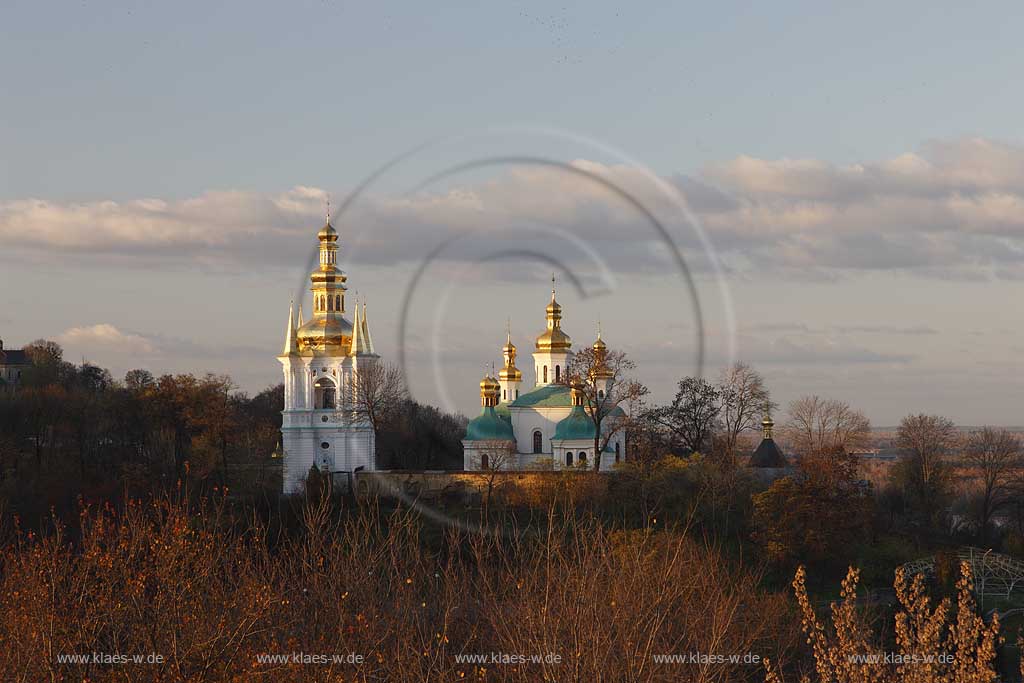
[4,138,1024,279]
[58,324,158,356]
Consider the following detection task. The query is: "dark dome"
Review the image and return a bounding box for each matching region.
[748,438,787,468]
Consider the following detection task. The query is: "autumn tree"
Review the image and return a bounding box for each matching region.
[647,376,722,456]
[718,362,775,464]
[894,413,959,529]
[562,343,647,472]
[785,395,870,457]
[752,447,872,567]
[963,427,1022,544]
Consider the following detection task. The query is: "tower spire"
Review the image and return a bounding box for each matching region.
[349,295,362,355]
[361,301,375,355]
[282,300,298,355]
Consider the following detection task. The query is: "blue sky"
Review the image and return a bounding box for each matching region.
[3,1,1024,424]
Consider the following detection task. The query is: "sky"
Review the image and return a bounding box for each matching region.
[2,1,1024,425]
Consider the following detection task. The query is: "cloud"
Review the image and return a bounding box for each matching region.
[5,138,1024,280]
[58,324,158,356]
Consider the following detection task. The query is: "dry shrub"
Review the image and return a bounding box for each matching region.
[0,494,797,682]
[767,561,1005,683]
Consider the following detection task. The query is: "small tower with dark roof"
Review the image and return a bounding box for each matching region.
[748,410,787,468]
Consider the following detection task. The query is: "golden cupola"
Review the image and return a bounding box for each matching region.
[499,327,522,383]
[535,276,572,352]
[296,219,354,353]
[591,325,614,380]
[479,372,501,407]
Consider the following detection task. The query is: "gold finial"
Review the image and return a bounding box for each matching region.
[326,195,330,223]
[551,272,556,300]
[506,317,511,342]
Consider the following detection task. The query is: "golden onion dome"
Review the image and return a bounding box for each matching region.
[593,336,607,352]
[296,314,354,353]
[480,374,500,391]
[318,221,338,241]
[498,364,522,382]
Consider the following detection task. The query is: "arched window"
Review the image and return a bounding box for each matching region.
[481,453,490,470]
[598,389,605,399]
[502,389,507,400]
[532,430,543,454]
[555,365,560,382]
[543,366,548,383]
[335,295,341,312]
[579,451,587,464]
[314,377,337,409]
[515,389,519,399]
[615,441,621,463]
[328,296,333,311]
[566,452,573,467]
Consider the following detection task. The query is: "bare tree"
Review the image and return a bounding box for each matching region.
[564,346,648,472]
[894,413,959,528]
[467,441,517,519]
[785,395,870,457]
[349,360,407,434]
[963,427,1022,543]
[718,362,775,463]
[646,376,723,456]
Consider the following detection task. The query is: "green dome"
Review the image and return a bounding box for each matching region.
[465,406,516,441]
[553,405,596,441]
[494,402,512,422]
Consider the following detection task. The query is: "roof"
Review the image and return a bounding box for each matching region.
[509,383,573,408]
[0,349,28,366]
[494,402,511,422]
[464,406,516,442]
[553,405,596,441]
[748,438,788,468]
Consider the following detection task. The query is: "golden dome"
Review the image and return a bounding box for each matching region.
[480,374,500,392]
[499,365,522,382]
[296,315,354,353]
[500,326,522,382]
[317,221,338,241]
[536,281,571,351]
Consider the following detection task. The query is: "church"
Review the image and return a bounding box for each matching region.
[461,281,628,471]
[277,219,378,494]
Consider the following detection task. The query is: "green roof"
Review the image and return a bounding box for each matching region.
[494,402,511,422]
[553,405,596,441]
[465,406,515,441]
[509,383,573,408]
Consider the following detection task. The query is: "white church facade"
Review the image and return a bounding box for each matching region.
[461,283,628,472]
[278,220,378,494]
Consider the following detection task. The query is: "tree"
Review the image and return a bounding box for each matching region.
[349,360,407,436]
[718,362,775,464]
[752,447,872,567]
[785,395,870,457]
[467,441,517,519]
[22,339,73,387]
[963,427,1022,544]
[894,413,959,528]
[564,345,648,472]
[647,376,722,456]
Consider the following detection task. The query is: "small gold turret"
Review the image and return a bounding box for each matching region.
[591,321,613,380]
[499,322,522,383]
[762,413,774,440]
[535,274,572,351]
[480,371,501,407]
